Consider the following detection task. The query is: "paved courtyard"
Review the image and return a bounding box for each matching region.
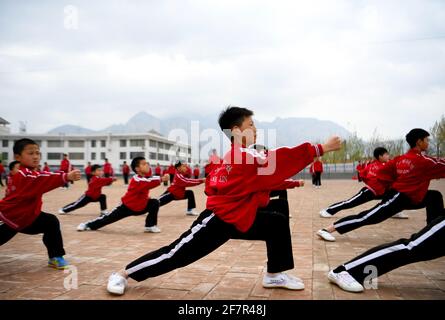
[1,178,444,300]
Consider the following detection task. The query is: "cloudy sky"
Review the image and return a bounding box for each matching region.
[0,0,444,140]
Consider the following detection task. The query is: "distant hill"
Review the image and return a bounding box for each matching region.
[48,111,351,146]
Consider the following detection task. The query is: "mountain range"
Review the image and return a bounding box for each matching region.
[48,111,351,146]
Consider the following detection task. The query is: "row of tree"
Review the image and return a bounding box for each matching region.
[322,115,445,164]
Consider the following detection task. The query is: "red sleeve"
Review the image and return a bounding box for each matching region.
[173,173,203,187]
[422,155,445,180]
[250,143,323,192]
[132,175,162,189]
[18,170,67,196]
[273,179,301,190]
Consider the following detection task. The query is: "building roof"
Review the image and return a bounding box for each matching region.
[0,117,10,125]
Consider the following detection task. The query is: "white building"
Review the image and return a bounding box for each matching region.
[0,127,193,173]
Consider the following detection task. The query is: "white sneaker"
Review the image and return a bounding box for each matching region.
[319,209,333,218]
[328,270,364,293]
[144,226,161,233]
[391,212,409,219]
[58,208,68,215]
[100,210,110,217]
[186,209,199,216]
[262,273,305,290]
[77,222,91,232]
[317,229,336,242]
[107,272,128,295]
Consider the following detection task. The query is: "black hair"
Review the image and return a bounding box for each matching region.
[174,160,183,168]
[9,160,20,171]
[91,164,101,173]
[373,147,388,159]
[131,157,145,173]
[13,138,38,155]
[218,106,254,138]
[406,128,430,148]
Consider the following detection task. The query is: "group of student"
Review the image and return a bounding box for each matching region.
[0,106,444,297]
[317,129,445,292]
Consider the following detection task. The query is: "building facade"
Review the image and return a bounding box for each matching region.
[0,131,193,173]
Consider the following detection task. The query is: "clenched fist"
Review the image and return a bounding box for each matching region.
[322,136,342,153]
[67,169,81,182]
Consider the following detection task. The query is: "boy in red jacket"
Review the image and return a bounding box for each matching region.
[85,162,92,184]
[106,106,341,295]
[157,161,204,216]
[317,128,445,242]
[103,158,114,178]
[193,165,200,179]
[312,157,323,188]
[319,147,391,219]
[77,157,169,233]
[0,139,81,269]
[60,153,71,189]
[122,161,130,185]
[58,164,114,216]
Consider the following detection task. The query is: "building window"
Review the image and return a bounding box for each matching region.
[188,148,191,154]
[164,154,169,161]
[91,152,96,160]
[100,152,106,160]
[47,140,63,148]
[149,152,157,160]
[130,151,145,159]
[120,152,127,160]
[188,158,191,163]
[47,152,63,160]
[130,139,145,147]
[2,140,8,148]
[157,154,164,160]
[149,140,157,148]
[1,152,8,161]
[158,142,165,149]
[120,140,127,147]
[69,152,84,160]
[91,140,96,148]
[100,140,106,147]
[68,140,85,148]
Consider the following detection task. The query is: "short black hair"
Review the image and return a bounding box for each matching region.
[13,138,38,155]
[131,156,145,173]
[91,164,101,173]
[373,147,388,159]
[9,160,20,171]
[174,160,183,168]
[218,106,254,137]
[406,128,430,148]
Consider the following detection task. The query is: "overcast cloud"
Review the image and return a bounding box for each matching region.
[0,0,444,139]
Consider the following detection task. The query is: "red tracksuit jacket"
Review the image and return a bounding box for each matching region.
[155,166,162,176]
[167,172,203,199]
[0,167,68,230]
[313,160,323,173]
[121,175,161,212]
[193,168,200,177]
[103,163,113,176]
[359,160,390,196]
[205,142,323,232]
[85,176,113,200]
[122,165,130,175]
[60,159,70,172]
[377,149,445,204]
